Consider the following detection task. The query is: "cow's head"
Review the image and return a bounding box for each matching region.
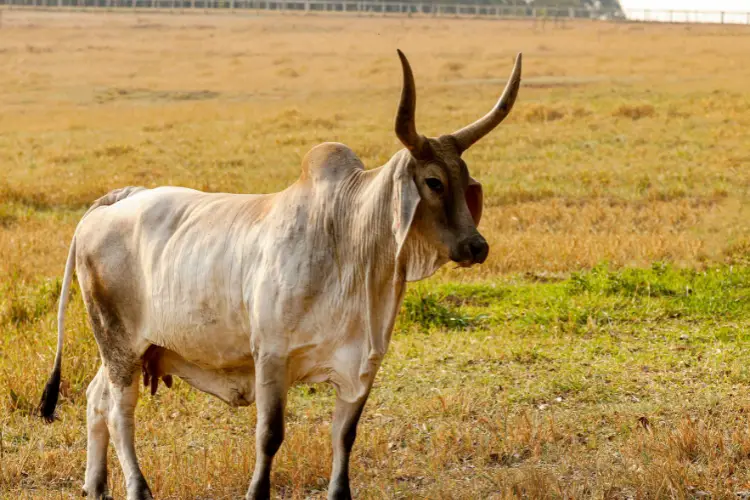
[392,49,521,278]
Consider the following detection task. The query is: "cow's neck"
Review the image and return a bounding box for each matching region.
[340,153,402,290]
[332,150,441,368]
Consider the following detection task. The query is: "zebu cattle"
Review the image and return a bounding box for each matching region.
[38,50,522,500]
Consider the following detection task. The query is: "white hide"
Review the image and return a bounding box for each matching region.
[72,143,446,403]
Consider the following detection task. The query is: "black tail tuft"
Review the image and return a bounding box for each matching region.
[38,365,61,423]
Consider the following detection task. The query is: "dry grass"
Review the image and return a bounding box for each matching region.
[2,9,750,499]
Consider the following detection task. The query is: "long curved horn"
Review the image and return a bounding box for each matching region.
[451,53,522,153]
[395,49,426,156]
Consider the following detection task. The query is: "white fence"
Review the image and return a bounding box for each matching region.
[1,0,749,25]
[626,9,750,24]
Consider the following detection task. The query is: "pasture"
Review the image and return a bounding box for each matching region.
[1,9,750,498]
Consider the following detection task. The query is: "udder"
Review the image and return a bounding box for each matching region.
[141,345,255,407]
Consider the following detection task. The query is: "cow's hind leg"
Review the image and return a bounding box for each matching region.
[83,366,112,500]
[107,369,152,500]
[246,353,288,500]
[81,262,152,500]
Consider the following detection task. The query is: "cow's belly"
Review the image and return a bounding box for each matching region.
[143,265,253,368]
[148,316,377,404]
[144,316,253,370]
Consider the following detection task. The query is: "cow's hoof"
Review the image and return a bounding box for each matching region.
[81,490,113,500]
[328,482,352,500]
[128,490,153,500]
[246,479,271,500]
[127,476,153,500]
[82,481,112,500]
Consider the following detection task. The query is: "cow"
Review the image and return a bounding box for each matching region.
[38,49,522,500]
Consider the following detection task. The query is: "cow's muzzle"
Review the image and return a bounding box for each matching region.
[451,234,489,267]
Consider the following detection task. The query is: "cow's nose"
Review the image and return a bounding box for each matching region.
[468,235,489,264]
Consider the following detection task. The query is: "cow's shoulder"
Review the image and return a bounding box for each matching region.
[299,142,364,184]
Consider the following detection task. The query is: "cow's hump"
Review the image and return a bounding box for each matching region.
[300,142,364,184]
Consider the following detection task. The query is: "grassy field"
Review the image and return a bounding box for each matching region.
[2,9,750,498]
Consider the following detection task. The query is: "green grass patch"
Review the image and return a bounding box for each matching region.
[401,263,750,335]
[0,277,63,326]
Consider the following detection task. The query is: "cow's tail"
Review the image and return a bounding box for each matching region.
[38,186,145,423]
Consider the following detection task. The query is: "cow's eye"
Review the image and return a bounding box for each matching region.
[425,178,444,194]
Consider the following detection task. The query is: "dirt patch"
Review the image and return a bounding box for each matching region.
[95,87,221,103]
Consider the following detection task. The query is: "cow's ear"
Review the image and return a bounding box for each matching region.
[392,164,420,260]
[466,177,483,227]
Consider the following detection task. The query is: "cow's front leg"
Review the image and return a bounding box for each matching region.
[246,353,288,500]
[328,392,370,500]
